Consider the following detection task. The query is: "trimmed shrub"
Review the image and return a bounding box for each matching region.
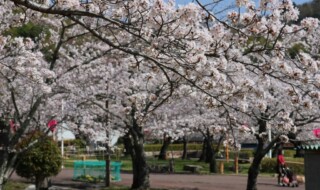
[260,158,304,175]
[283,150,296,157]
[16,131,62,190]
[240,149,255,157]
[260,158,277,173]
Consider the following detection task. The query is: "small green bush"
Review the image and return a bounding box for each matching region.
[260,158,277,173]
[240,149,255,157]
[260,158,304,175]
[16,131,62,189]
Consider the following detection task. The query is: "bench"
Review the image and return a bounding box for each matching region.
[183,165,203,173]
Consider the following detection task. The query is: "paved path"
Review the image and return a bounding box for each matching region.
[12,169,305,190]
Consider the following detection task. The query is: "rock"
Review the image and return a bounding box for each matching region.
[25,185,35,190]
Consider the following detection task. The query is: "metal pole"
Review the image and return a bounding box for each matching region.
[105,139,110,187]
[61,126,64,158]
[105,99,110,187]
[268,126,272,158]
[61,100,64,168]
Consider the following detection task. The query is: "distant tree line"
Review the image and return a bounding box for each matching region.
[297,0,320,20]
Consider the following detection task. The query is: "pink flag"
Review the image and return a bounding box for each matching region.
[9,120,16,132]
[313,128,320,138]
[47,120,58,132]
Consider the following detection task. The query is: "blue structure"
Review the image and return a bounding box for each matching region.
[73,161,122,182]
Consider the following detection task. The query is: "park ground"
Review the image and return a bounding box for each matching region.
[11,169,305,190]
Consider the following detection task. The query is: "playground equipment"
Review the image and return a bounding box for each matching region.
[73,161,122,182]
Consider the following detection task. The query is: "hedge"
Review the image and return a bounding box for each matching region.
[260,158,304,175]
[143,144,256,158]
[58,139,86,148]
[144,143,203,152]
[283,150,296,157]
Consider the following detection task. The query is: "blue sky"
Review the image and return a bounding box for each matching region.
[175,0,312,6]
[292,0,312,4]
[173,0,312,17]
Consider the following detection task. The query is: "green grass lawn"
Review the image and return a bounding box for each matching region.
[285,157,304,163]
[64,157,255,175]
[63,154,304,176]
[3,181,29,190]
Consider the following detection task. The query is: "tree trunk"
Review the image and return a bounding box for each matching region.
[123,133,132,157]
[181,136,188,160]
[130,138,150,190]
[209,154,217,173]
[158,133,171,160]
[198,138,207,162]
[128,116,150,190]
[35,176,49,190]
[205,130,217,173]
[0,106,43,190]
[0,122,10,190]
[0,170,5,190]
[247,117,267,190]
[246,154,264,190]
[246,116,279,190]
[205,138,213,163]
[0,156,13,190]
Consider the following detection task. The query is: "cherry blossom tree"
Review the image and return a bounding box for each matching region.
[148,90,197,160]
[59,54,180,189]
[0,2,117,189]
[0,1,209,189]
[150,89,235,172]
[3,1,320,190]
[0,4,56,187]
[188,0,320,189]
